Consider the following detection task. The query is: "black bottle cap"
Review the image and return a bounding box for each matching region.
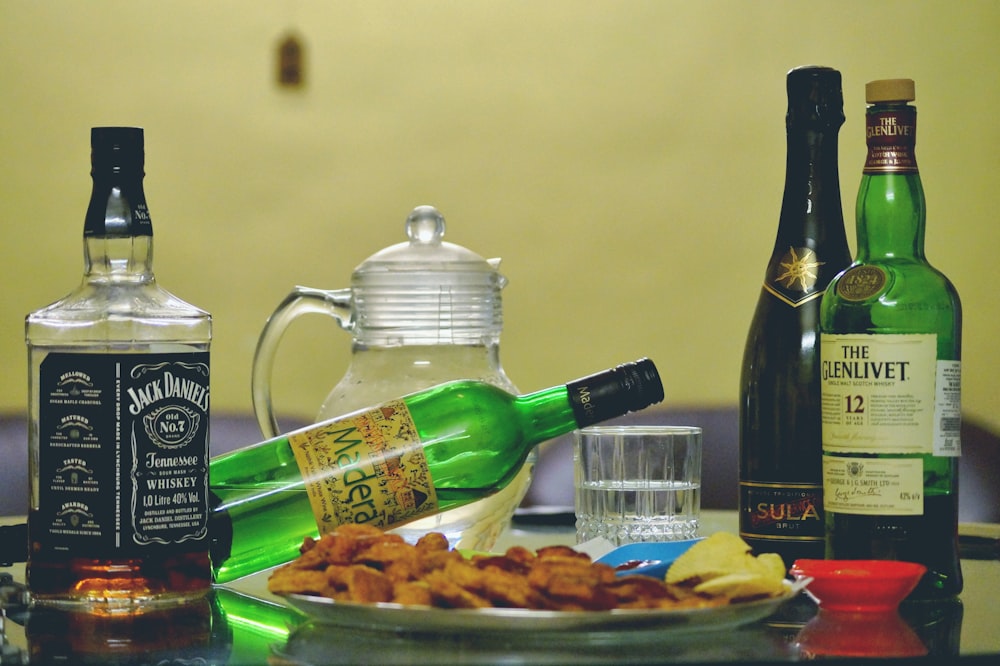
[91,126,145,176]
[567,358,664,427]
[786,65,844,130]
[85,127,151,237]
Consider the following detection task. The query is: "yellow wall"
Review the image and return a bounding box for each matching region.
[2,1,998,432]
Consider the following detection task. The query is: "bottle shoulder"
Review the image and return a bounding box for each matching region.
[826,258,960,302]
[746,287,823,333]
[29,280,209,319]
[27,280,211,343]
[820,259,961,337]
[757,241,852,307]
[741,290,823,394]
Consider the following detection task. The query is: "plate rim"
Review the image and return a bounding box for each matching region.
[278,580,799,634]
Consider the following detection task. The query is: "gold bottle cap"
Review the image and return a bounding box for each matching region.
[866,79,915,103]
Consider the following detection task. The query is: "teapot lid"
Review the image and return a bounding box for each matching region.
[351,205,507,345]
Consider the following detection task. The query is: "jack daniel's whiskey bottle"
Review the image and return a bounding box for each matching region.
[26,127,212,606]
[739,67,852,566]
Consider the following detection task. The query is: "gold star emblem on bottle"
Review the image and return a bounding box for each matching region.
[763,246,828,306]
[775,246,824,291]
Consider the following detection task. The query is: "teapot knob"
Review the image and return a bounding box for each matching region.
[405,205,446,245]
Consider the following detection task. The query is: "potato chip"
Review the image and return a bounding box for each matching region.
[664,532,786,600]
[693,572,785,600]
[665,532,752,584]
[754,553,787,581]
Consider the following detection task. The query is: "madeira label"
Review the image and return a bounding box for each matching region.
[290,400,439,532]
[37,352,210,556]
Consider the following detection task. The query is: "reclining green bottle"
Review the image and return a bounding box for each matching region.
[209,358,663,582]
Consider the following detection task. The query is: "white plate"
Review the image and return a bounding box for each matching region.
[279,581,801,635]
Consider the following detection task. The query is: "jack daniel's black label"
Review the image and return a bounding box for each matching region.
[36,352,209,557]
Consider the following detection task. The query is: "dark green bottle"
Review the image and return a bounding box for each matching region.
[209,359,662,582]
[739,66,852,567]
[819,79,962,599]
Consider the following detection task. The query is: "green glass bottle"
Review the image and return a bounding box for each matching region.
[209,359,663,582]
[819,79,962,599]
[739,66,852,567]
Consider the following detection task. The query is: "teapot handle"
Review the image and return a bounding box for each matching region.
[251,286,353,438]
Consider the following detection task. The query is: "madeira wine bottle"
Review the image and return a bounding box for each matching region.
[209,358,663,582]
[819,79,962,599]
[739,66,852,566]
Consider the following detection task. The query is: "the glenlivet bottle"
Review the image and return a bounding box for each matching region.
[209,358,663,582]
[26,127,212,606]
[739,66,852,566]
[820,79,962,599]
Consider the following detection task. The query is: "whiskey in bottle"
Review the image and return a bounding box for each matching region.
[739,66,852,566]
[209,359,663,582]
[819,79,962,599]
[26,127,212,606]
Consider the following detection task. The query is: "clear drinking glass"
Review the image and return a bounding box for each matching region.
[574,425,702,545]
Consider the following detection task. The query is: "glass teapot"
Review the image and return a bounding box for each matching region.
[250,205,534,550]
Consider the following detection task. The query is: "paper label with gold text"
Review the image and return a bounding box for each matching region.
[289,400,438,533]
[823,455,924,515]
[820,333,938,455]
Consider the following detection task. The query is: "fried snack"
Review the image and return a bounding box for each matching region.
[338,565,396,603]
[422,570,493,609]
[527,558,617,610]
[445,558,547,608]
[607,576,725,610]
[267,568,329,597]
[268,526,781,611]
[665,532,787,601]
[391,580,434,606]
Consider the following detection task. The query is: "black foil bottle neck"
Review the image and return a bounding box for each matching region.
[783,67,844,178]
[785,66,845,132]
[775,67,846,251]
[84,127,152,238]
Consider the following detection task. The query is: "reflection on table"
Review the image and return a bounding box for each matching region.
[1,511,998,664]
